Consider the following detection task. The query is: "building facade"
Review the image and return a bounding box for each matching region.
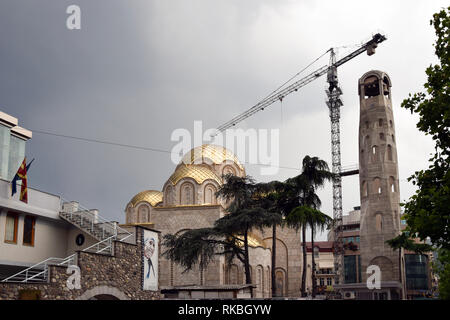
[125,144,303,298]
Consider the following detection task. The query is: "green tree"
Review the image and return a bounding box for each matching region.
[284,156,333,297]
[400,6,450,249]
[395,6,450,299]
[162,174,280,297]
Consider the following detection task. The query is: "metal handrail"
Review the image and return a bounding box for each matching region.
[60,197,132,240]
[2,198,135,283]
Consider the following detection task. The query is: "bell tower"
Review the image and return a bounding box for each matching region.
[358,70,404,299]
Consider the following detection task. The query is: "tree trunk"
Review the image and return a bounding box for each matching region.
[311,226,316,298]
[243,226,253,298]
[301,224,307,297]
[272,223,277,297]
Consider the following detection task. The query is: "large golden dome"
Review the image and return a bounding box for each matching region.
[128,190,163,207]
[181,144,244,170]
[168,164,222,185]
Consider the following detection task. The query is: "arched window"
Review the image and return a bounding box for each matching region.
[389,176,396,193]
[362,181,368,197]
[373,178,382,194]
[392,134,395,143]
[389,120,393,128]
[378,119,383,127]
[375,213,383,232]
[383,76,390,96]
[165,185,174,205]
[363,76,380,98]
[204,184,217,204]
[387,145,393,161]
[371,145,379,162]
[138,205,149,222]
[222,165,236,177]
[379,133,385,141]
[180,182,195,205]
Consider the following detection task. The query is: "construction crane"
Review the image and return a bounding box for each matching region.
[214,33,387,286]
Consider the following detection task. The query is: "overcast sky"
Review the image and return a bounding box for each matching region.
[0,0,446,240]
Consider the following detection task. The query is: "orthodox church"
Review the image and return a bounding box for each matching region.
[124,144,302,298]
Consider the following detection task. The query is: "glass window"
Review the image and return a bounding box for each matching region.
[357,255,362,283]
[344,255,357,284]
[23,215,36,246]
[0,124,11,180]
[7,135,25,181]
[5,213,18,243]
[314,246,319,258]
[319,278,324,286]
[327,277,332,286]
[405,254,429,290]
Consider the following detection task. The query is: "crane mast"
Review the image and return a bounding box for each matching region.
[214,32,386,290]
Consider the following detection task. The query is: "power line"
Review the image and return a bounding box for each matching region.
[30,128,303,171]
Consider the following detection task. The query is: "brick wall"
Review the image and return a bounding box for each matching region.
[0,227,160,300]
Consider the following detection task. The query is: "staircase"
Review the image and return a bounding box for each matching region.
[1,201,133,283]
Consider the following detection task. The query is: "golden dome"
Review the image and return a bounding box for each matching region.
[128,190,163,207]
[236,233,266,249]
[168,164,222,186]
[181,144,244,171]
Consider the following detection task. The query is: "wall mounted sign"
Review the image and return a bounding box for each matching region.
[142,229,158,291]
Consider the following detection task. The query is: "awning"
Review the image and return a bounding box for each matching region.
[318,261,334,269]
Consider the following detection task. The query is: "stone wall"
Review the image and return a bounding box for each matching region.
[0,226,160,300]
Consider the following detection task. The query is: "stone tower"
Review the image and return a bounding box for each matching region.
[358,70,404,299]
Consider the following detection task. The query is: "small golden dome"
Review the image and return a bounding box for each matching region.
[181,144,244,171]
[236,233,266,249]
[168,164,222,186]
[128,190,163,207]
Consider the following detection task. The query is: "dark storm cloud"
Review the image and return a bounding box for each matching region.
[0,0,446,234]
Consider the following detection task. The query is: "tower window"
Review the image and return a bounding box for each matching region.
[378,119,383,127]
[379,133,385,140]
[387,145,393,161]
[389,176,396,192]
[362,181,368,197]
[373,178,382,194]
[363,76,380,98]
[371,145,379,162]
[375,213,383,232]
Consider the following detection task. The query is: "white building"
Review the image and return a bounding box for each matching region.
[0,111,130,282]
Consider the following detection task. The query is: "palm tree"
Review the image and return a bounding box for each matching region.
[285,155,333,297]
[309,210,332,298]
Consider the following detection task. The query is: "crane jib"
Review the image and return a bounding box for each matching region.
[215,33,387,132]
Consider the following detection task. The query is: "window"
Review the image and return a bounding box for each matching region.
[314,246,319,258]
[319,278,324,286]
[362,181,368,197]
[387,145,393,161]
[373,177,382,194]
[376,213,383,232]
[23,215,36,246]
[5,213,18,243]
[378,119,383,127]
[371,145,379,162]
[379,133,385,140]
[389,176,396,192]
[327,278,332,286]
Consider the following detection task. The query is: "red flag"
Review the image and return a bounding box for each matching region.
[16,158,28,203]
